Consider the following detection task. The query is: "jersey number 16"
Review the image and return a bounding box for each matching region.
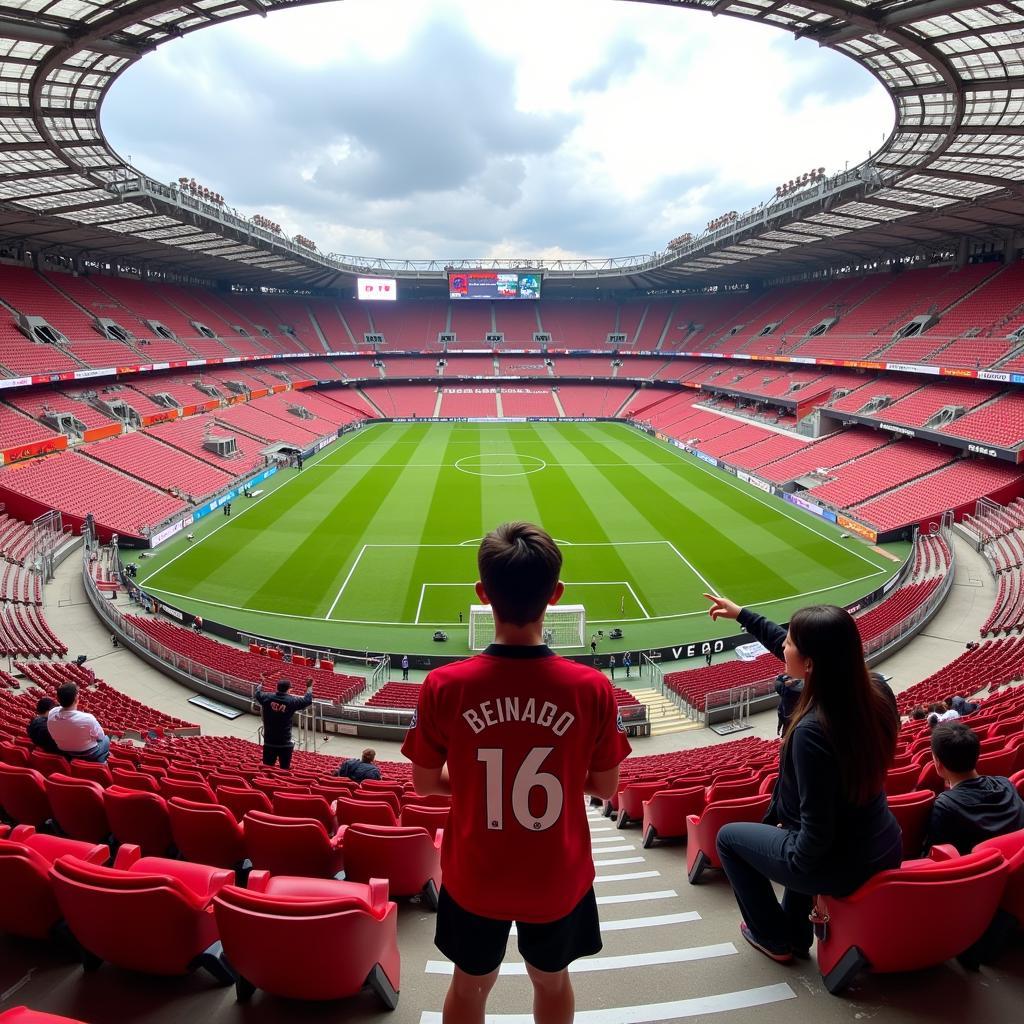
[477,746,563,832]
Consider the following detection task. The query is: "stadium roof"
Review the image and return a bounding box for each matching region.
[1,0,1023,291]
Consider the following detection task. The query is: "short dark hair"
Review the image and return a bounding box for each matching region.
[478,522,562,626]
[56,683,78,709]
[910,706,927,720]
[361,748,375,763]
[276,678,291,692]
[932,722,980,773]
[35,697,56,715]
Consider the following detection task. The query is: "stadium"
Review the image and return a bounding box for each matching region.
[0,0,1023,1020]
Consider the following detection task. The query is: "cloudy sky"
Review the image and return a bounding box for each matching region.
[102,0,893,261]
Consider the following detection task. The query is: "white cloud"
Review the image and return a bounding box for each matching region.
[103,0,893,260]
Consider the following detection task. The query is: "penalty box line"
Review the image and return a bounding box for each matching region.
[414,581,651,624]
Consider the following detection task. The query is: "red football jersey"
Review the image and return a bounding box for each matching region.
[401,644,631,923]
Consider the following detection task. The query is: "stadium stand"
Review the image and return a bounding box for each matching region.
[122,615,365,705]
[82,431,235,501]
[437,390,497,418]
[0,452,187,539]
[498,389,559,417]
[144,413,268,476]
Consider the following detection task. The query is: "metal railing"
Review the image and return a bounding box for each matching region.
[708,685,755,736]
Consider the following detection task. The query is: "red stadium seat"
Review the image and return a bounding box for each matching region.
[213,874,399,1007]
[641,785,706,849]
[886,789,936,861]
[0,1007,93,1024]
[686,794,773,884]
[347,788,401,818]
[243,810,344,878]
[0,763,51,828]
[884,763,924,797]
[0,742,30,767]
[67,760,112,787]
[616,780,669,828]
[0,826,107,940]
[705,776,761,804]
[49,847,236,981]
[216,785,272,821]
[339,824,442,907]
[272,792,338,833]
[109,767,160,793]
[975,828,1024,932]
[400,803,450,833]
[160,777,217,804]
[334,795,398,829]
[814,848,1009,994]
[44,774,110,844]
[29,750,69,777]
[168,797,246,871]
[101,786,173,856]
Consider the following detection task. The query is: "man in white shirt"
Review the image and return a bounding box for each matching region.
[47,682,110,763]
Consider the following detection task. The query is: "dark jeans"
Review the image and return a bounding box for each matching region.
[262,743,294,769]
[716,822,900,953]
[67,736,111,764]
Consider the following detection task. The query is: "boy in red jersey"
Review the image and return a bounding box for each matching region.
[402,522,631,1024]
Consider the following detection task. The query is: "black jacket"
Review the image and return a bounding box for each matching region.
[255,688,313,746]
[336,758,383,783]
[27,715,60,755]
[738,608,902,887]
[925,776,1024,854]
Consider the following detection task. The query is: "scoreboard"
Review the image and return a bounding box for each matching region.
[448,270,541,300]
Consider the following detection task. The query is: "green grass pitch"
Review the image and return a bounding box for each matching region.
[132,421,909,656]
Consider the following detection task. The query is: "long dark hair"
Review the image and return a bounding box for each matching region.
[781,605,897,805]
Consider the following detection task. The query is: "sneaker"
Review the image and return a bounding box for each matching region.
[740,922,794,964]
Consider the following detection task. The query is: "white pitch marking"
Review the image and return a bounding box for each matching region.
[325,543,368,619]
[425,942,736,976]
[419,982,797,1022]
[413,583,427,625]
[597,889,676,906]
[593,856,644,866]
[593,870,660,884]
[664,539,718,594]
[624,580,651,619]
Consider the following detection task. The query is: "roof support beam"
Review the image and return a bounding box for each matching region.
[0,17,144,59]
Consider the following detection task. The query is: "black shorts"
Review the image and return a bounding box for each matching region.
[435,886,602,976]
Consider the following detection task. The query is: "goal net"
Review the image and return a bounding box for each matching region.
[468,604,587,651]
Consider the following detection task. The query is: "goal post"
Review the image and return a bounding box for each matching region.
[468,604,586,651]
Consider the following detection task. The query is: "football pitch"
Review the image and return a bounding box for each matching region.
[133,421,909,656]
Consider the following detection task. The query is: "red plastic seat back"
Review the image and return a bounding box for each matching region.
[342,823,439,896]
[816,849,1010,979]
[68,760,112,787]
[0,838,63,939]
[29,750,68,777]
[102,786,172,856]
[168,797,245,869]
[348,789,401,817]
[44,774,109,843]
[706,777,762,803]
[886,789,936,860]
[335,795,398,828]
[212,883,399,1002]
[400,804,450,832]
[0,762,51,828]
[216,785,272,821]
[272,792,337,832]
[110,768,160,793]
[243,810,341,878]
[160,777,217,804]
[48,855,219,975]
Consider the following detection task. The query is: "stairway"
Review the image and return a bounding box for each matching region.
[627,687,703,736]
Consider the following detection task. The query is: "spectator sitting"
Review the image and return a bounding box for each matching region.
[925,722,1024,854]
[909,705,928,722]
[948,694,979,717]
[927,701,959,728]
[335,747,383,783]
[46,683,110,763]
[26,697,60,755]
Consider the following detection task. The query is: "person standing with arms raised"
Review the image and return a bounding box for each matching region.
[403,522,631,1024]
[254,674,314,770]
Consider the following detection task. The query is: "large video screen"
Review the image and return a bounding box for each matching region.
[357,277,397,301]
[448,271,541,300]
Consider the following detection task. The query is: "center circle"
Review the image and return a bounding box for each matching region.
[454,453,547,478]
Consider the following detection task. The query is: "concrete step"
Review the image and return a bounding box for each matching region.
[627,687,701,736]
